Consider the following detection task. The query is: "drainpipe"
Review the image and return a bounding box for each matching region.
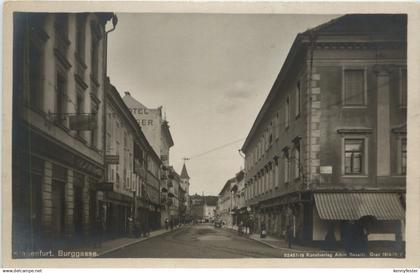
[306,30,318,191]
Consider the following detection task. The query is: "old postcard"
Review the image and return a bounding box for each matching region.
[2,0,420,268]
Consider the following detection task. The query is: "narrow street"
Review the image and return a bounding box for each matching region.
[102,224,287,258]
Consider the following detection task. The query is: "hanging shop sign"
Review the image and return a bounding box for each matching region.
[320,166,333,174]
[69,114,97,131]
[96,182,114,191]
[105,155,120,165]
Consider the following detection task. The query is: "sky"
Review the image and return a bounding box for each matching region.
[107,13,339,196]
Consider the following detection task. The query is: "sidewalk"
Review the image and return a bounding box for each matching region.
[96,226,181,256]
[248,234,320,252]
[222,225,319,252]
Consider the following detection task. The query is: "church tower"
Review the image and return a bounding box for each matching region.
[180,163,191,218]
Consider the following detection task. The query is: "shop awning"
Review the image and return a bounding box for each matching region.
[314,193,405,221]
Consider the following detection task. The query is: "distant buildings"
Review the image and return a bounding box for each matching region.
[190,194,217,222]
[241,14,406,250]
[217,170,246,227]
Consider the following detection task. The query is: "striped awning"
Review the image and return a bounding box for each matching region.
[314,193,405,221]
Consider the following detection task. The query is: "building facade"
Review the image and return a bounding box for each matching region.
[241,15,406,250]
[122,92,174,165]
[104,80,163,236]
[203,197,217,222]
[12,12,116,252]
[217,178,236,227]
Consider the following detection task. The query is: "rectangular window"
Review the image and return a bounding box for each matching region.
[29,44,43,109]
[344,139,364,175]
[55,73,67,126]
[76,16,85,60]
[55,14,69,42]
[76,94,84,137]
[295,81,301,117]
[294,145,300,180]
[344,69,365,106]
[91,29,99,81]
[400,69,407,107]
[401,138,407,175]
[284,158,290,183]
[90,102,98,148]
[285,96,290,128]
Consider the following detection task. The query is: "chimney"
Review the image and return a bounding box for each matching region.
[124,91,131,96]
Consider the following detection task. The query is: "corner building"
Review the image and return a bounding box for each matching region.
[12,13,116,252]
[241,15,406,249]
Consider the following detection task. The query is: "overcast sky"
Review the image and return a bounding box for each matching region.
[107,13,339,196]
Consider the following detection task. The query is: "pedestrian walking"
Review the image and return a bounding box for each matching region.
[165,218,169,230]
[238,221,243,236]
[360,225,369,254]
[260,222,267,238]
[144,217,150,237]
[286,225,293,249]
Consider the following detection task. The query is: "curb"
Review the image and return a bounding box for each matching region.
[247,236,306,253]
[98,228,181,257]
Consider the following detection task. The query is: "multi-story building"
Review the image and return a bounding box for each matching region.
[231,170,246,226]
[203,196,217,222]
[190,194,205,221]
[144,142,163,230]
[122,92,174,166]
[217,178,236,227]
[104,80,163,236]
[167,167,181,225]
[241,14,406,250]
[122,92,175,229]
[12,12,117,252]
[178,183,187,223]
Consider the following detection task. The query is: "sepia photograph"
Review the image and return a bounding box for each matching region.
[3,1,419,267]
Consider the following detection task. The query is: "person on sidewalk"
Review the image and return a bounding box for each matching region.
[260,222,267,238]
[165,218,169,230]
[144,217,150,237]
[286,225,293,249]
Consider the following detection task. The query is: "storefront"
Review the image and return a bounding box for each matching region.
[12,126,104,252]
[313,192,406,251]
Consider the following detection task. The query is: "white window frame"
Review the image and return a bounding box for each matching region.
[341,135,369,177]
[342,67,368,108]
